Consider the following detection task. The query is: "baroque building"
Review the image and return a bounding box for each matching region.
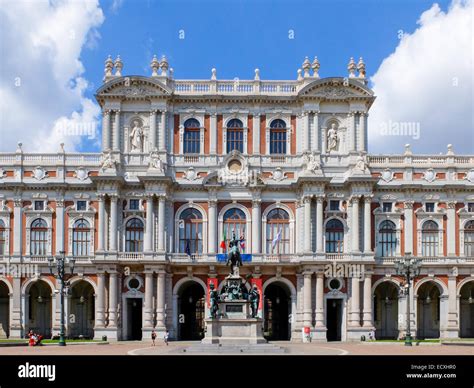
[0,55,473,342]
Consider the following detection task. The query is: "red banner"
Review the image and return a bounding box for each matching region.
[207,277,218,308]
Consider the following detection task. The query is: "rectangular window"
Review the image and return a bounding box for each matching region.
[425,202,435,212]
[34,201,44,211]
[129,199,140,210]
[382,202,392,213]
[183,128,200,154]
[76,201,87,211]
[329,200,340,211]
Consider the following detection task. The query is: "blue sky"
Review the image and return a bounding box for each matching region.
[1,0,472,154]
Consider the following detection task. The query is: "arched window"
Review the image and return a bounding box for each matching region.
[125,218,144,252]
[421,220,439,256]
[266,208,290,254]
[226,119,244,153]
[30,218,48,255]
[0,220,5,256]
[179,208,203,255]
[325,219,344,253]
[378,220,397,257]
[183,118,201,154]
[270,119,287,154]
[72,219,91,256]
[222,208,246,251]
[464,220,474,257]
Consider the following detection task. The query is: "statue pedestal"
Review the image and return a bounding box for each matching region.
[202,300,266,345]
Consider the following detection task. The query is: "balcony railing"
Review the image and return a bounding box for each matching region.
[118,252,144,261]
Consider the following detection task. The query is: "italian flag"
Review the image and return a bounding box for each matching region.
[220,228,227,252]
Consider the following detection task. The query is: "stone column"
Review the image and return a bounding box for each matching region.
[210,113,217,154]
[362,272,373,327]
[13,199,22,256]
[102,110,111,150]
[316,196,324,253]
[109,195,118,251]
[144,271,154,328]
[313,111,319,151]
[303,271,313,328]
[144,196,154,252]
[157,196,165,251]
[303,111,310,152]
[404,201,414,254]
[10,277,22,338]
[351,196,360,253]
[364,196,372,253]
[303,196,312,253]
[95,272,106,328]
[156,270,166,331]
[359,112,366,151]
[348,112,356,152]
[253,113,260,155]
[252,199,261,254]
[446,202,456,256]
[113,110,120,150]
[446,271,459,337]
[350,276,361,327]
[55,199,65,254]
[315,272,325,327]
[97,195,106,252]
[208,200,217,254]
[159,110,166,151]
[108,272,118,327]
[149,110,157,150]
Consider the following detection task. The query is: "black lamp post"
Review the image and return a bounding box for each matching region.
[394,253,421,346]
[48,251,75,346]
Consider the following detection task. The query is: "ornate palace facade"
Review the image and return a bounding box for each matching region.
[0,56,473,342]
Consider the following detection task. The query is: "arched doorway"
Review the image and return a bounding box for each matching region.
[373,282,399,339]
[0,281,9,338]
[264,282,291,341]
[177,282,205,341]
[28,280,53,338]
[69,281,94,339]
[417,282,441,339]
[460,281,474,338]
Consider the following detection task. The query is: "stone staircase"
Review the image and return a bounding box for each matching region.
[169,343,287,354]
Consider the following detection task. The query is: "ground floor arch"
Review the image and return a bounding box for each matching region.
[27,280,53,338]
[417,281,442,339]
[459,280,474,338]
[176,280,206,341]
[68,280,95,339]
[373,281,399,339]
[0,281,10,338]
[263,281,291,341]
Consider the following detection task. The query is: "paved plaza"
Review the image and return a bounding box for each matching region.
[1,342,474,356]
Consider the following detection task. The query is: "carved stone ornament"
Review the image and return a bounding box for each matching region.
[271,167,287,182]
[33,166,47,181]
[465,169,474,183]
[184,167,199,181]
[380,168,393,183]
[74,167,89,181]
[148,150,164,172]
[100,150,118,171]
[303,152,321,174]
[0,168,6,180]
[423,168,436,183]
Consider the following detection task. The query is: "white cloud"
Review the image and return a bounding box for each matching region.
[0,0,104,152]
[369,0,473,155]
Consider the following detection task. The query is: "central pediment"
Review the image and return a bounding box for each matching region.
[96,76,173,99]
[298,77,374,100]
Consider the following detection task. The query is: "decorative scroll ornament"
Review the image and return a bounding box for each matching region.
[33,166,47,181]
[74,167,89,181]
[380,168,393,183]
[423,168,436,183]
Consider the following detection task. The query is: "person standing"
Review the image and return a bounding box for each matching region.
[151,330,157,346]
[163,330,169,346]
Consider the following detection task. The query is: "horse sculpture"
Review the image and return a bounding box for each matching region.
[226,232,243,275]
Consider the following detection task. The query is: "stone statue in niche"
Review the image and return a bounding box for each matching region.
[129,120,143,152]
[327,123,339,152]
